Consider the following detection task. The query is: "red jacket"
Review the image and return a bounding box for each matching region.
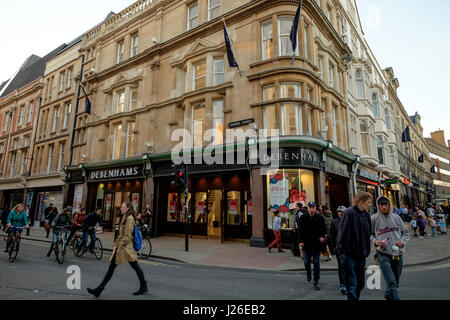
[72,213,85,228]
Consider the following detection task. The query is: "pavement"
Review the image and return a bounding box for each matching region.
[2,224,449,272]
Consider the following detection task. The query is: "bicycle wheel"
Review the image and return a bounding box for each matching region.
[73,237,85,257]
[93,238,103,260]
[9,238,19,263]
[56,239,65,264]
[139,239,152,260]
[67,235,75,251]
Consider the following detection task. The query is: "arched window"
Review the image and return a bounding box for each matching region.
[372,93,379,117]
[355,69,364,99]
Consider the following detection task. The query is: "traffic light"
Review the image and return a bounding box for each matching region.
[173,164,187,190]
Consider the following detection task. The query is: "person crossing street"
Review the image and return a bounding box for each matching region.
[298,202,326,290]
[268,211,284,253]
[371,196,410,300]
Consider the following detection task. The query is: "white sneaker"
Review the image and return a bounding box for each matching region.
[295,257,302,261]
[420,236,424,239]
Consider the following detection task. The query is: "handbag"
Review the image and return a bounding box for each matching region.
[44,222,51,230]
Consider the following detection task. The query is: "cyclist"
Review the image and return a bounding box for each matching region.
[77,207,103,255]
[4,204,29,260]
[46,207,71,257]
[66,208,86,245]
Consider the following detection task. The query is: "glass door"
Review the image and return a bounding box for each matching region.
[207,190,222,239]
[103,193,115,230]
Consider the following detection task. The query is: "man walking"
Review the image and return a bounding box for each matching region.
[371,196,410,300]
[292,203,303,261]
[268,211,284,253]
[337,192,372,300]
[329,206,347,295]
[44,204,58,238]
[298,202,326,290]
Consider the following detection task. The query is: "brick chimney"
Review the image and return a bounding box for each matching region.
[431,130,446,147]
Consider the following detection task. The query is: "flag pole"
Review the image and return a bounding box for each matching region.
[80,84,98,118]
[69,54,85,166]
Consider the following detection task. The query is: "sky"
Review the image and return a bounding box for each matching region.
[0,0,448,139]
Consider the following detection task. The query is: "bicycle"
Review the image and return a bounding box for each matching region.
[52,225,70,264]
[73,226,103,260]
[67,228,83,251]
[4,226,27,263]
[137,224,152,260]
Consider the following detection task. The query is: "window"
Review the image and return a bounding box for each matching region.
[372,93,379,117]
[10,152,17,178]
[282,104,302,136]
[24,135,30,147]
[59,72,65,91]
[47,144,54,174]
[131,34,139,58]
[264,105,277,137]
[126,122,136,157]
[318,56,324,79]
[263,85,276,101]
[58,142,65,172]
[377,136,384,165]
[3,112,10,132]
[329,64,335,87]
[208,0,220,20]
[63,102,71,129]
[112,123,122,160]
[356,69,365,99]
[20,150,27,175]
[13,138,19,150]
[18,105,25,126]
[52,107,60,132]
[0,143,4,171]
[280,82,301,98]
[192,103,206,147]
[332,106,338,145]
[187,3,199,30]
[129,89,138,111]
[360,123,369,155]
[266,169,316,230]
[193,60,206,90]
[385,108,391,130]
[213,58,224,86]
[212,100,224,145]
[303,22,309,59]
[307,108,312,136]
[67,69,73,88]
[116,91,126,113]
[117,41,125,64]
[307,87,313,102]
[28,101,34,123]
[78,128,85,144]
[262,20,274,60]
[279,16,298,56]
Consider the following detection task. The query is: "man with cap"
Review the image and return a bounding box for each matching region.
[298,201,327,290]
[329,206,347,295]
[371,196,410,300]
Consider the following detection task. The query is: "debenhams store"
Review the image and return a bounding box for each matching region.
[65,137,356,248]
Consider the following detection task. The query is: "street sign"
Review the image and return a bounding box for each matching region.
[228,118,254,129]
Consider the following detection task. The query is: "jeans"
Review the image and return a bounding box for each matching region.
[341,255,366,300]
[52,229,67,247]
[376,252,403,300]
[304,250,321,282]
[336,250,345,287]
[269,230,282,251]
[99,254,146,288]
[81,230,96,250]
[292,231,300,257]
[431,226,436,237]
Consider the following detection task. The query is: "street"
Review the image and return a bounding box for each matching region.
[1,238,449,300]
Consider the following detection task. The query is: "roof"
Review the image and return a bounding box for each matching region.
[0,44,66,98]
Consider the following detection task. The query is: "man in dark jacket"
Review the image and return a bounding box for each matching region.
[298,202,326,290]
[291,203,303,260]
[329,206,347,295]
[337,192,373,301]
[1,207,10,231]
[78,208,103,254]
[45,204,58,238]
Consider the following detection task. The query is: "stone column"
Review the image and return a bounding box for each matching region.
[250,168,265,248]
[318,170,326,206]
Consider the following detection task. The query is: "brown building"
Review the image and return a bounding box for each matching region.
[63,0,356,247]
[426,130,450,204]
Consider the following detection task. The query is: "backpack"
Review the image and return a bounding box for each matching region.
[133,225,143,251]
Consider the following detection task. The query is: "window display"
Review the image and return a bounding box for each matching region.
[267,169,315,230]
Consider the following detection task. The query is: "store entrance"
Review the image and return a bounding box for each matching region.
[103,191,141,231]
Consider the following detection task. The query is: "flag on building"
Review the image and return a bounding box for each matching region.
[289,0,303,64]
[418,153,424,163]
[430,166,437,174]
[222,19,241,75]
[401,126,411,143]
[80,85,92,115]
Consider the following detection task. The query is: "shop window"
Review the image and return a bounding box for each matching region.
[194,192,207,224]
[227,191,241,225]
[266,169,315,230]
[167,192,191,223]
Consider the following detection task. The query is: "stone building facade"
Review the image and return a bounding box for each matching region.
[426,130,450,204]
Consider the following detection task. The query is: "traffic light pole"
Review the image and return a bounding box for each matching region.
[184,163,189,252]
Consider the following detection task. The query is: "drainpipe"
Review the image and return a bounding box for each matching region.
[69,54,85,166]
[28,97,42,177]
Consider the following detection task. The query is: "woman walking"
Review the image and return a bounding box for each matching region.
[87,202,148,297]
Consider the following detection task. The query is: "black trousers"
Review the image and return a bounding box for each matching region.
[291,231,300,257]
[99,254,146,288]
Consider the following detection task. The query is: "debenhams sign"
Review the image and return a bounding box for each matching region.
[89,166,141,181]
